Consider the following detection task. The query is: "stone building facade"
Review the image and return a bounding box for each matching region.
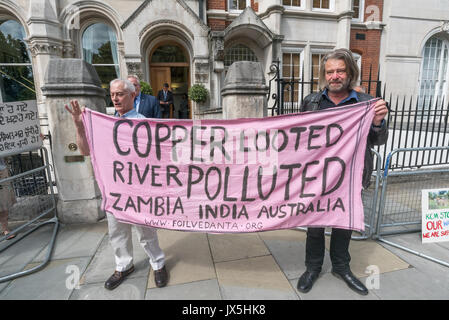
[380,0,449,102]
[1,0,448,119]
[2,0,449,223]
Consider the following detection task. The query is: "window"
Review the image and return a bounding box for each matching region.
[352,0,364,21]
[282,51,303,109]
[312,0,334,11]
[282,52,301,78]
[221,44,258,106]
[352,52,362,85]
[419,36,449,107]
[228,0,250,12]
[0,19,35,102]
[224,44,258,67]
[311,53,326,92]
[151,45,187,63]
[82,23,120,88]
[283,0,304,9]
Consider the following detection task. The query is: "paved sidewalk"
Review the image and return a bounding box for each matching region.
[0,220,449,300]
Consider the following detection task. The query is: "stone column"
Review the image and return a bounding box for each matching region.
[221,61,268,119]
[210,31,225,109]
[41,59,107,223]
[336,0,353,49]
[26,0,64,127]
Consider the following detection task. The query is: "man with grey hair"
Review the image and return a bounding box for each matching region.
[296,48,388,296]
[65,78,168,290]
[127,75,161,118]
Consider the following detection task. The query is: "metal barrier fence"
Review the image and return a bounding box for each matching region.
[0,147,59,282]
[358,149,383,239]
[375,146,449,267]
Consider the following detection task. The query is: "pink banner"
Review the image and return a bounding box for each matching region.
[82,100,377,233]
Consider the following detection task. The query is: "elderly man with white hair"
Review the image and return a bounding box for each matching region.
[65,79,168,290]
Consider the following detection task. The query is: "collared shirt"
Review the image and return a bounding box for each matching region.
[320,88,359,109]
[119,108,145,119]
[320,88,385,129]
[134,92,141,114]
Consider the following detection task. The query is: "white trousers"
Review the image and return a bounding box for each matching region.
[107,213,165,272]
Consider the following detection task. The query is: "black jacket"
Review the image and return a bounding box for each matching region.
[157,89,174,105]
[300,91,388,188]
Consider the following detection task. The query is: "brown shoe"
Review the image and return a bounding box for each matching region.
[3,230,16,240]
[154,266,168,288]
[104,265,135,290]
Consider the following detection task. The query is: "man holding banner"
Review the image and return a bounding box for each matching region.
[65,79,168,290]
[296,48,388,296]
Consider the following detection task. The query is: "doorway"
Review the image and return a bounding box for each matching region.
[149,43,190,118]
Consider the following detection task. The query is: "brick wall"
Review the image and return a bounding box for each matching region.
[207,0,225,10]
[208,18,226,30]
[207,0,259,11]
[350,0,383,94]
[364,0,383,22]
[350,30,382,91]
[207,0,259,31]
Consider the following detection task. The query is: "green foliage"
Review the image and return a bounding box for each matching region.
[188,84,208,103]
[92,42,114,64]
[140,81,153,95]
[0,26,36,102]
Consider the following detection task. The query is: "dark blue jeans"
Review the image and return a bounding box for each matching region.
[305,227,352,273]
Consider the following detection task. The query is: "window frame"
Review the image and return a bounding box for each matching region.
[228,0,251,13]
[223,43,259,68]
[281,49,304,79]
[80,21,121,86]
[0,18,36,103]
[310,50,330,92]
[352,0,365,22]
[418,35,449,108]
[352,52,362,85]
[281,49,304,109]
[282,0,305,11]
[311,0,335,13]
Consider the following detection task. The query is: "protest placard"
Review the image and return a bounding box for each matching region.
[0,100,42,157]
[422,188,449,243]
[82,100,377,233]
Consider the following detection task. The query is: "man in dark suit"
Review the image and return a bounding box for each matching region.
[157,83,174,118]
[127,75,161,118]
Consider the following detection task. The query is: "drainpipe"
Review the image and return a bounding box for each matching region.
[199,0,204,22]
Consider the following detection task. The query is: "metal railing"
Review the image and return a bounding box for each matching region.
[375,146,449,268]
[267,60,382,116]
[0,147,59,282]
[375,96,449,170]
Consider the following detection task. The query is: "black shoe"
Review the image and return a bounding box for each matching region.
[332,270,369,296]
[104,265,135,290]
[296,270,320,293]
[154,266,168,288]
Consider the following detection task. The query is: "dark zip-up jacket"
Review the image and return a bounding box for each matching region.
[300,91,388,188]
